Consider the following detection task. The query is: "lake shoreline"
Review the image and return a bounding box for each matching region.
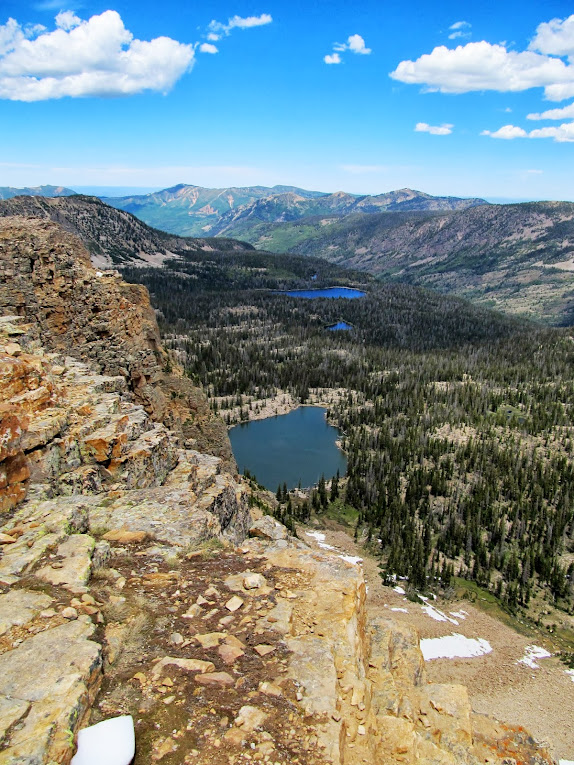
[212,387,351,429]
[228,403,348,492]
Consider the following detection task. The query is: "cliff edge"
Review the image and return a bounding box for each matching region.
[0,218,554,764]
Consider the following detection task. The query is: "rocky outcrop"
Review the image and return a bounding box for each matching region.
[0,216,234,467]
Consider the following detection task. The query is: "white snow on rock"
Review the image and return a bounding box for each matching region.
[305,530,336,551]
[517,645,552,669]
[420,633,492,661]
[71,715,135,765]
[421,604,459,624]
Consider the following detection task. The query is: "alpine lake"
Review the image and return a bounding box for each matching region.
[229,406,347,491]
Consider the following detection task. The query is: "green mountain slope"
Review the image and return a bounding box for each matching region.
[106,183,486,237]
[237,202,574,326]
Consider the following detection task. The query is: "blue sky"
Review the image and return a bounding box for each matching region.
[1,0,573,200]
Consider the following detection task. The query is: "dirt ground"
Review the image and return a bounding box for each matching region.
[302,525,574,763]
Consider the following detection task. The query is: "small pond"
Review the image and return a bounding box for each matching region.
[279,287,365,299]
[327,321,353,331]
[229,406,347,491]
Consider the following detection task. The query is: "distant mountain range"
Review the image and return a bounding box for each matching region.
[0,194,253,269]
[0,185,77,200]
[104,183,487,237]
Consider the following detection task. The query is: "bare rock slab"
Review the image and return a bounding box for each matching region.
[0,589,53,636]
[0,617,102,763]
[36,534,95,593]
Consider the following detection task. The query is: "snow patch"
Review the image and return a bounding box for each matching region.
[517,645,552,669]
[420,633,492,661]
[71,715,135,765]
[393,585,406,595]
[565,669,574,682]
[421,604,459,624]
[391,607,408,613]
[449,610,468,620]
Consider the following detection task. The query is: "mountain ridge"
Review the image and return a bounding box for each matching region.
[0,194,254,268]
[105,183,486,237]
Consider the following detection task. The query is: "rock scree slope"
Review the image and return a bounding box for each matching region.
[0,216,555,764]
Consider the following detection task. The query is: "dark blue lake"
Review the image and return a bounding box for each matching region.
[279,287,365,299]
[327,321,353,331]
[229,406,347,491]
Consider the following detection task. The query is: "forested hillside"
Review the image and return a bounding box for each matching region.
[121,250,574,630]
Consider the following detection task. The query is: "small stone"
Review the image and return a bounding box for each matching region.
[163,695,176,705]
[259,681,282,697]
[61,607,78,620]
[243,573,267,590]
[81,594,96,605]
[161,677,174,687]
[0,533,17,544]
[219,644,245,665]
[195,632,226,649]
[4,342,22,356]
[103,529,149,544]
[234,705,268,733]
[183,604,202,619]
[169,632,184,646]
[40,609,57,618]
[195,672,234,687]
[224,635,245,649]
[196,595,209,606]
[254,644,275,657]
[357,725,366,735]
[225,596,244,612]
[152,736,178,761]
[151,657,215,679]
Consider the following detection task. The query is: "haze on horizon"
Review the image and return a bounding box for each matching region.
[1,0,573,201]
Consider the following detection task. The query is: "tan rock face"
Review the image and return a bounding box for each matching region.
[0,216,234,468]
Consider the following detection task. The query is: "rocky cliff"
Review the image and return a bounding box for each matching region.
[0,218,555,764]
[0,216,234,468]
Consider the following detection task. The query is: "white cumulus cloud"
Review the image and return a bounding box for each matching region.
[482,121,574,142]
[481,124,527,139]
[333,33,371,55]
[415,122,453,135]
[199,42,218,54]
[326,33,371,64]
[208,13,272,40]
[391,15,574,102]
[391,41,574,100]
[529,15,574,59]
[55,11,81,31]
[528,100,574,119]
[0,10,194,101]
